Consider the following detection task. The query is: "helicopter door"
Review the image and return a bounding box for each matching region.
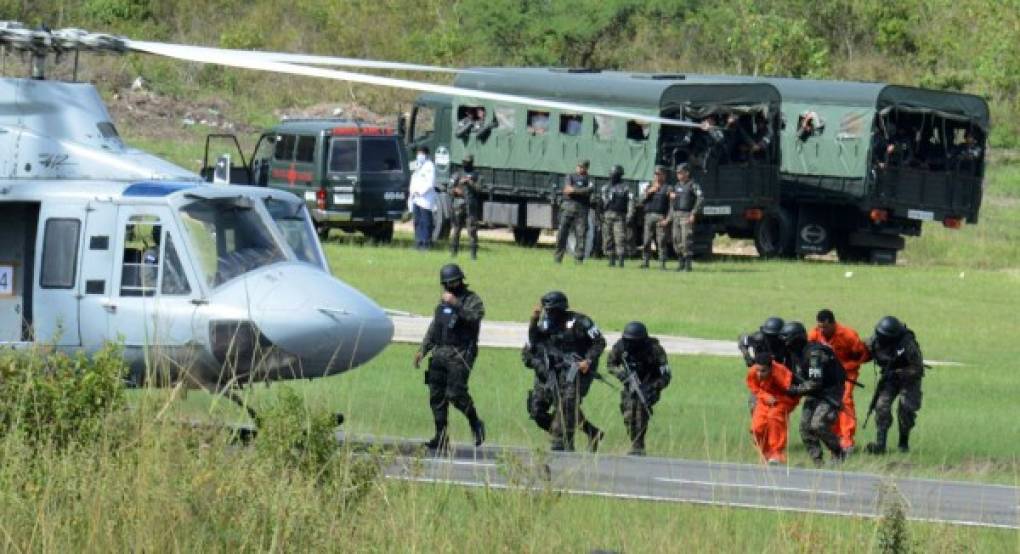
[33,204,86,346]
[108,207,199,370]
[77,200,119,349]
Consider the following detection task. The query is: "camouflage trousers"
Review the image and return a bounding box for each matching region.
[426,346,476,428]
[527,373,597,450]
[602,211,627,258]
[642,213,669,260]
[555,204,589,262]
[620,387,659,448]
[671,212,694,258]
[799,398,843,462]
[450,205,478,256]
[874,377,923,436]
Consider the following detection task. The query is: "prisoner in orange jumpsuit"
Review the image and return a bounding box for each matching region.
[808,309,870,451]
[745,352,799,464]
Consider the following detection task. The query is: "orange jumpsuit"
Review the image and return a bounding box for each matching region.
[809,323,869,449]
[745,361,799,463]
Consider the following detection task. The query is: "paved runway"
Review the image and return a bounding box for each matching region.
[388,314,961,365]
[341,433,1018,529]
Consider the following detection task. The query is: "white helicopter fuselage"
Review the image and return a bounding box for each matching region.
[0,78,393,388]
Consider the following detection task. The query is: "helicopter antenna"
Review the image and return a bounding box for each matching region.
[0,21,126,80]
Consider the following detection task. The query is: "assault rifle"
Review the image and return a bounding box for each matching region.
[620,353,652,417]
[540,345,617,391]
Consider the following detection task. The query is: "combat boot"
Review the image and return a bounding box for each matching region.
[866,429,888,455]
[470,245,478,260]
[583,424,605,453]
[425,423,450,452]
[450,244,459,257]
[676,260,684,272]
[660,259,667,270]
[628,426,646,456]
[897,431,910,453]
[608,255,617,267]
[466,407,486,447]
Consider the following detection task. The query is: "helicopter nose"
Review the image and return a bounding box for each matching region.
[216,264,393,378]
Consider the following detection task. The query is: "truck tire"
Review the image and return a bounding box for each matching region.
[365,222,394,243]
[836,244,869,264]
[431,194,452,243]
[317,225,330,241]
[754,207,796,258]
[513,227,541,247]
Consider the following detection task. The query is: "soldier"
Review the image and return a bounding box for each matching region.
[413,264,486,451]
[781,321,847,466]
[554,160,594,264]
[738,316,787,414]
[449,154,481,259]
[808,309,869,453]
[526,291,606,451]
[639,165,671,269]
[601,164,632,268]
[864,316,925,455]
[666,163,704,272]
[606,321,671,456]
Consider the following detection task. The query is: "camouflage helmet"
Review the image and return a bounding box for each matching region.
[622,321,649,341]
[875,316,905,338]
[439,263,465,284]
[540,290,569,311]
[779,321,807,346]
[760,316,785,337]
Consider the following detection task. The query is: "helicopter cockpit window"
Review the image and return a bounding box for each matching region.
[263,198,325,269]
[119,216,161,297]
[97,122,121,139]
[178,199,287,288]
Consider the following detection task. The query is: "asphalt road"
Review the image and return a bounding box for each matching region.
[346,433,1018,530]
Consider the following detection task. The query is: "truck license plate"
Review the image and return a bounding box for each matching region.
[333,193,354,205]
[702,205,732,216]
[907,209,934,221]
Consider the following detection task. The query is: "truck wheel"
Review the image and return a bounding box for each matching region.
[317,225,330,241]
[754,207,795,258]
[365,222,394,243]
[836,244,869,264]
[513,227,541,247]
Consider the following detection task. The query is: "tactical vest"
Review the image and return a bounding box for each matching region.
[801,343,845,405]
[645,186,670,215]
[537,312,593,360]
[565,174,591,208]
[452,170,479,210]
[605,183,629,214]
[622,342,661,381]
[673,181,698,212]
[432,294,479,349]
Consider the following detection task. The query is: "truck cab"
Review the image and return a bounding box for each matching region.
[205,119,409,242]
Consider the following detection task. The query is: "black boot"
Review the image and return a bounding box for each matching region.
[466,407,486,447]
[640,256,650,269]
[684,256,693,272]
[898,430,910,453]
[866,428,888,455]
[425,421,449,451]
[608,255,617,267]
[470,245,477,260]
[450,245,459,257]
[676,260,684,272]
[618,256,625,268]
[582,422,605,453]
[660,258,667,270]
[628,425,646,456]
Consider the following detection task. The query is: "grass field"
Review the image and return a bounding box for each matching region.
[159,162,1020,486]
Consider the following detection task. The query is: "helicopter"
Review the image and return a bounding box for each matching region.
[0,22,694,417]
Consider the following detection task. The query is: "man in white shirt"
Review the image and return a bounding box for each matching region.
[408,146,438,250]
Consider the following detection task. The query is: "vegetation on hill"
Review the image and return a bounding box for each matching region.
[7,0,1020,145]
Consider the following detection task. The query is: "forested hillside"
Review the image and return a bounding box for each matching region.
[6,0,1020,145]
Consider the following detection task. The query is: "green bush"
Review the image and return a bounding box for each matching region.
[0,343,128,449]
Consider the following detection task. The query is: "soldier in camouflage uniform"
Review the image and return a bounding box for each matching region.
[639,165,672,269]
[667,163,704,272]
[781,321,847,466]
[449,155,481,259]
[606,321,672,456]
[524,291,606,451]
[601,164,632,268]
[413,264,486,450]
[864,316,925,455]
[554,160,594,264]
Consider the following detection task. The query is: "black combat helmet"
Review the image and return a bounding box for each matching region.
[609,164,624,183]
[780,321,807,348]
[875,316,905,339]
[439,263,465,284]
[760,316,785,337]
[540,290,569,311]
[622,321,648,341]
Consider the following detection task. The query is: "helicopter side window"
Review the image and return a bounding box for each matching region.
[40,218,81,289]
[120,217,161,297]
[160,234,191,295]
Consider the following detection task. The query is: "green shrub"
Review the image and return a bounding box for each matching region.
[0,343,128,449]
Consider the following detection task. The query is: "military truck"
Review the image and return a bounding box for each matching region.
[738,77,988,264]
[405,69,783,254]
[204,119,409,242]
[407,69,988,263]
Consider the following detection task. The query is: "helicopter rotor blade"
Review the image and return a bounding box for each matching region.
[125,39,701,129]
